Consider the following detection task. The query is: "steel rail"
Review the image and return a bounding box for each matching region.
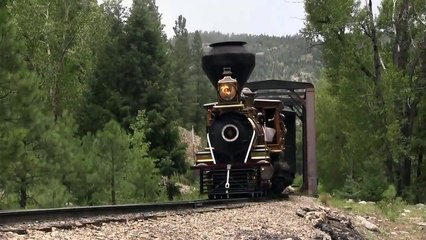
[0,198,269,225]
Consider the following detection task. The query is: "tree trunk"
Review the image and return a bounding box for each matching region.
[367,1,397,191]
[19,177,27,209]
[51,77,60,121]
[392,0,411,70]
[402,156,412,190]
[393,0,415,195]
[385,154,396,185]
[111,173,116,205]
[111,149,116,205]
[400,100,418,191]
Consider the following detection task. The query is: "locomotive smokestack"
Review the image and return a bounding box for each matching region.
[202,41,255,92]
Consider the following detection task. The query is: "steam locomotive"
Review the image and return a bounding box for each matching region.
[192,41,295,199]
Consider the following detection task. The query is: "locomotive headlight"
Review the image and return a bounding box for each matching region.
[217,75,238,102]
[219,83,237,101]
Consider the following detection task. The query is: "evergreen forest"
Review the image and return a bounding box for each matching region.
[0,0,425,209]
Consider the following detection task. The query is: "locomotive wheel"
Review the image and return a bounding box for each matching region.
[270,153,295,195]
[270,169,294,195]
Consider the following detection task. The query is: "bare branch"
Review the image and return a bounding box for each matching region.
[61,34,76,60]
[0,91,13,99]
[354,55,376,79]
[368,0,384,81]
[361,23,372,39]
[0,117,20,123]
[392,0,397,36]
[307,41,324,51]
[379,52,387,70]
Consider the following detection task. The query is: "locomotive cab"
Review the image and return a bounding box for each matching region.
[254,99,286,149]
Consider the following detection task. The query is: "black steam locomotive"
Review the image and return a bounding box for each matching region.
[192,41,295,199]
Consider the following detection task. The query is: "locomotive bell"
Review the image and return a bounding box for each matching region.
[202,41,255,93]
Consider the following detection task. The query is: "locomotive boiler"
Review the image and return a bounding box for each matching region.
[192,41,295,199]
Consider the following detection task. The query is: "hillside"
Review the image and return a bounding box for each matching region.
[196,31,323,83]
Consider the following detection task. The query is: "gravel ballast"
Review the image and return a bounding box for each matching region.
[0,196,340,240]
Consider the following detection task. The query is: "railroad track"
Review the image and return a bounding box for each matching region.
[0,197,272,226]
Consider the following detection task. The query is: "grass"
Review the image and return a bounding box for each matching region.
[326,196,381,216]
[320,193,426,223]
[319,195,426,240]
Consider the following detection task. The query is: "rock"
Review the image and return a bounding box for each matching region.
[416,222,426,227]
[285,186,296,193]
[403,209,411,213]
[178,127,202,163]
[346,199,354,203]
[355,216,379,232]
[358,201,367,205]
[363,220,379,232]
[295,210,306,218]
[175,183,192,195]
[366,201,375,205]
[415,203,424,208]
[400,213,407,217]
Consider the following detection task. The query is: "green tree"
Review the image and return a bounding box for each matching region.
[169,15,196,129]
[83,0,186,176]
[29,179,72,208]
[78,0,127,134]
[122,111,161,202]
[39,112,88,205]
[304,0,426,201]
[70,133,106,205]
[95,120,131,204]
[8,0,110,119]
[69,120,132,206]
[0,3,51,208]
[190,30,216,134]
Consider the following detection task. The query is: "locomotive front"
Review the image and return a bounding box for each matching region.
[192,41,285,198]
[202,42,258,166]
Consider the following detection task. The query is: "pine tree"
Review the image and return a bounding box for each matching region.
[123,111,161,202]
[96,120,131,204]
[78,0,127,134]
[170,15,196,129]
[82,0,186,176]
[39,112,87,206]
[0,3,52,208]
[190,30,216,134]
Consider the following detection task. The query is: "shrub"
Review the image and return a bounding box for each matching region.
[29,180,73,208]
[377,197,405,221]
[381,184,397,202]
[333,177,361,200]
[319,192,332,206]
